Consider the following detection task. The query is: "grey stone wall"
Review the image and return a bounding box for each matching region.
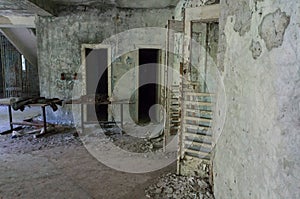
[25,60,40,97]
[213,0,300,198]
[0,58,2,97]
[36,8,174,124]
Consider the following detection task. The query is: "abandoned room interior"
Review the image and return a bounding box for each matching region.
[0,0,299,198]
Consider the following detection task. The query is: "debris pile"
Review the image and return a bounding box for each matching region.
[145,173,214,199]
[0,126,82,154]
[106,132,162,153]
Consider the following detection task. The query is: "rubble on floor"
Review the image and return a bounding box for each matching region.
[103,125,164,153]
[0,126,82,154]
[145,173,214,199]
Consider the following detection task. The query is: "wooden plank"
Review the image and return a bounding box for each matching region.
[185,116,212,123]
[185,4,220,22]
[185,126,211,133]
[184,131,212,138]
[184,140,212,149]
[185,109,213,115]
[184,153,211,161]
[184,101,212,106]
[0,126,23,135]
[11,121,44,127]
[183,123,211,129]
[184,148,211,157]
[185,92,214,97]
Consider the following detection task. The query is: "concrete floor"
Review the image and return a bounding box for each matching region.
[0,107,176,199]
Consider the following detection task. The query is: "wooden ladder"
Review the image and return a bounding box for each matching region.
[177,82,214,176]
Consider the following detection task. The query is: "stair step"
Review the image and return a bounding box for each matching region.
[184,131,212,138]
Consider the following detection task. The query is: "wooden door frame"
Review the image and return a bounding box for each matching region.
[81,44,112,122]
[134,44,164,122]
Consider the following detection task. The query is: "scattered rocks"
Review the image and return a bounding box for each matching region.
[104,127,163,153]
[145,173,214,199]
[0,126,82,154]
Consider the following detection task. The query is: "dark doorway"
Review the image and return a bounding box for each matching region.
[138,49,159,124]
[86,48,108,122]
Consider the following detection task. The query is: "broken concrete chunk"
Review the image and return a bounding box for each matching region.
[145,173,214,199]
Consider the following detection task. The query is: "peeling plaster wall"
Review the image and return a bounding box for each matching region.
[0,59,2,97]
[214,0,300,198]
[25,60,40,97]
[36,8,173,124]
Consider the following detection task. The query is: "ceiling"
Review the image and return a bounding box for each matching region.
[52,0,179,9]
[0,0,180,67]
[0,0,180,17]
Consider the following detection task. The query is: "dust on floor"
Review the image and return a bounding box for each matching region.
[0,126,176,199]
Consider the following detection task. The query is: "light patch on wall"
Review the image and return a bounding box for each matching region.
[21,55,26,71]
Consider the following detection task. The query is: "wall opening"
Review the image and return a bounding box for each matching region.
[86,48,109,122]
[138,49,159,124]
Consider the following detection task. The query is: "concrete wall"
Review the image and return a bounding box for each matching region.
[36,8,174,124]
[25,60,39,97]
[0,58,2,97]
[213,0,300,198]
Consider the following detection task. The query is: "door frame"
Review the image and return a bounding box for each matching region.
[134,44,164,122]
[183,4,220,78]
[81,44,112,122]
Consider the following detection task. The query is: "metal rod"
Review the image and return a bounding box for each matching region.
[42,106,47,134]
[81,103,84,132]
[8,105,13,131]
[120,103,123,134]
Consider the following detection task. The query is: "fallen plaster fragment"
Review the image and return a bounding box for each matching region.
[145,173,214,199]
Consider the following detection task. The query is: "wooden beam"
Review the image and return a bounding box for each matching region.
[0,16,35,28]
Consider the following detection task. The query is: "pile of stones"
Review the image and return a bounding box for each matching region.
[145,173,214,199]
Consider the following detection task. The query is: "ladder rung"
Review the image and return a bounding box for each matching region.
[185,92,214,97]
[184,101,212,106]
[184,139,212,148]
[186,125,210,130]
[171,120,180,123]
[185,109,213,115]
[184,149,211,158]
[183,123,211,128]
[184,152,210,160]
[185,116,211,123]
